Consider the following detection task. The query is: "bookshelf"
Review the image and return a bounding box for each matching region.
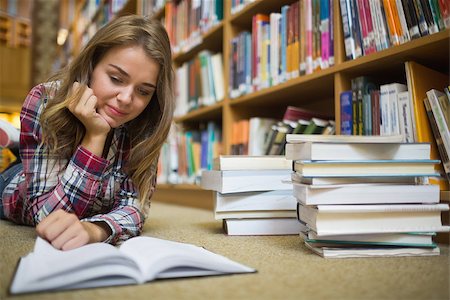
[54,0,449,208]
[0,0,32,113]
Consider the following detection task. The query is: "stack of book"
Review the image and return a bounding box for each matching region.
[200,155,302,235]
[285,134,450,258]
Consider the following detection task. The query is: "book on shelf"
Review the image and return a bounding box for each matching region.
[340,90,353,135]
[405,61,449,189]
[10,236,255,294]
[297,203,450,236]
[303,230,436,247]
[223,218,303,236]
[200,169,291,193]
[286,134,404,144]
[214,190,296,213]
[248,117,277,156]
[304,242,440,258]
[285,141,431,161]
[397,90,415,142]
[292,182,440,205]
[424,96,450,181]
[292,159,439,177]
[213,155,292,171]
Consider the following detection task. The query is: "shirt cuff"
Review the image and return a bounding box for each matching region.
[70,145,109,179]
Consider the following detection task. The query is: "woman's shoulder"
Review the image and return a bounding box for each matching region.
[23,81,61,108]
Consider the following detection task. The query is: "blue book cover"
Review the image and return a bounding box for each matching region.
[340,90,353,135]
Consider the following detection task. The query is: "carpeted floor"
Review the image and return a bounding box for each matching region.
[1,202,449,300]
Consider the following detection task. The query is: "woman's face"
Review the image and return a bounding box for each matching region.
[89,44,160,128]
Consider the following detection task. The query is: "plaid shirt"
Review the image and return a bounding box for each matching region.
[2,82,156,245]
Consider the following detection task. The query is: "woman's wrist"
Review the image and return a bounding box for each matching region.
[82,221,112,243]
[81,133,108,157]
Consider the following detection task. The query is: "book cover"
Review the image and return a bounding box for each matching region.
[304,242,440,258]
[286,133,404,143]
[285,141,431,161]
[214,190,296,213]
[201,169,292,194]
[293,182,440,205]
[213,155,292,171]
[293,159,440,177]
[298,203,450,235]
[223,218,302,236]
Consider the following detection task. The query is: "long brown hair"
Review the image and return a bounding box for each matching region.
[40,15,174,205]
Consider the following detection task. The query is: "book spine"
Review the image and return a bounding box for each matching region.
[371,89,381,135]
[350,0,364,57]
[438,0,450,28]
[396,0,412,42]
[401,0,421,39]
[412,0,430,35]
[306,0,314,74]
[339,0,357,60]
[340,91,353,135]
[383,0,401,45]
[320,0,330,68]
[397,91,415,143]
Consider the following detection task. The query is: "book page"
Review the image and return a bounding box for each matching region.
[10,238,142,293]
[119,236,255,281]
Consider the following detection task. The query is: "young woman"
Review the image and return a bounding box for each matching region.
[0,15,174,250]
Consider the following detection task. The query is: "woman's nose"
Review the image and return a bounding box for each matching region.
[117,86,133,104]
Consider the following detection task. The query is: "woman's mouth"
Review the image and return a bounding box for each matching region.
[106,105,127,117]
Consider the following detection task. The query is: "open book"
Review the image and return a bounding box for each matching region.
[10,236,255,294]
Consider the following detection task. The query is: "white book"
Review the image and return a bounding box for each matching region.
[211,52,225,101]
[293,159,440,177]
[201,169,292,193]
[304,242,440,258]
[389,83,408,135]
[248,117,277,156]
[427,89,450,159]
[285,142,430,161]
[380,84,391,135]
[223,218,302,236]
[215,190,296,212]
[397,91,414,142]
[213,155,292,171]
[298,203,450,236]
[293,182,440,205]
[215,210,296,220]
[174,63,189,117]
[291,172,418,185]
[270,13,281,86]
[286,134,404,144]
[10,237,255,294]
[304,231,436,246]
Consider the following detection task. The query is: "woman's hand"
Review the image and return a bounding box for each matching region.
[68,82,111,136]
[67,82,111,156]
[36,209,111,251]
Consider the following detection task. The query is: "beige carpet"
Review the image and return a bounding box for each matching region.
[1,202,449,300]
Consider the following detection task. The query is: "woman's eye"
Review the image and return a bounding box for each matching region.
[110,76,122,83]
[138,88,152,96]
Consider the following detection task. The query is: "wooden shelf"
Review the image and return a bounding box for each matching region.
[173,22,224,66]
[50,0,450,209]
